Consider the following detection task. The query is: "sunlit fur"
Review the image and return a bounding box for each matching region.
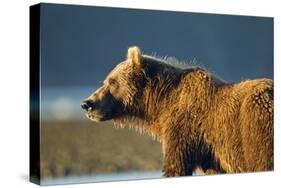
[86,46,273,176]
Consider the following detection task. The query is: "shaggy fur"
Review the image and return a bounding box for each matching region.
[82,46,273,176]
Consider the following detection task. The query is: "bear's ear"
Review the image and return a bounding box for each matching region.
[127,46,142,66]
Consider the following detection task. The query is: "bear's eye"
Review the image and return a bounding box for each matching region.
[108,78,117,86]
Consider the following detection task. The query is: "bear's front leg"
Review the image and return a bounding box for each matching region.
[162,140,194,177]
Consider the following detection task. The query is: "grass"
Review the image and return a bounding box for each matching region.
[40,120,162,179]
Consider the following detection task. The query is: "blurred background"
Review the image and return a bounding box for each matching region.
[38,3,273,185]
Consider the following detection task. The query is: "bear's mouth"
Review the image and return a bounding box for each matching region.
[84,108,109,122]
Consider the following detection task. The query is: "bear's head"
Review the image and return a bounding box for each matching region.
[81,46,147,123]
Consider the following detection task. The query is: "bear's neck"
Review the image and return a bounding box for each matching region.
[142,69,182,117]
[141,67,223,141]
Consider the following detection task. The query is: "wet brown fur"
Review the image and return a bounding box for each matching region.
[86,46,273,176]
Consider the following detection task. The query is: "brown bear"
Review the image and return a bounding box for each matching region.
[81,46,273,176]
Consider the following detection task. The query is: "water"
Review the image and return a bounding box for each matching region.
[41,171,162,185]
[40,86,97,121]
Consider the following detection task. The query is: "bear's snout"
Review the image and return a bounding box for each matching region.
[81,100,96,111]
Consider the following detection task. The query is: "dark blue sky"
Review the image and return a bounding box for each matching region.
[40,3,273,87]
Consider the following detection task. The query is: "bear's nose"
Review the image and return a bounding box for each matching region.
[81,102,89,110]
[81,100,94,111]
